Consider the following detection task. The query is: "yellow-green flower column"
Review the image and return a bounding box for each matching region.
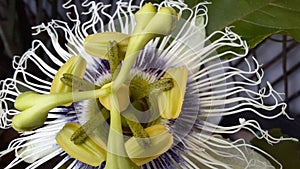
[104,3,178,168]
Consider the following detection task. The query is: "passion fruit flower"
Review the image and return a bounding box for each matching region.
[0,0,297,169]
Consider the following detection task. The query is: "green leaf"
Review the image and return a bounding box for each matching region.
[185,0,300,48]
[250,128,300,169]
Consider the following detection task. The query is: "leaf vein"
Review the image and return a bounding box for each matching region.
[257,9,275,18]
[269,2,300,12]
[222,2,273,30]
[240,18,299,30]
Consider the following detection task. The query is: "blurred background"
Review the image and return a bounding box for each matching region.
[1,0,300,168]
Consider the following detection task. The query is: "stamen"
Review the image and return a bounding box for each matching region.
[71,106,109,145]
[50,55,87,106]
[160,67,188,119]
[61,73,101,90]
[56,122,106,167]
[108,41,121,79]
[134,78,174,100]
[146,78,174,92]
[120,77,174,148]
[84,32,130,60]
[124,111,151,148]
[125,124,174,166]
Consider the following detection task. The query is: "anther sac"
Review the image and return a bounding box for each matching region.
[61,73,101,90]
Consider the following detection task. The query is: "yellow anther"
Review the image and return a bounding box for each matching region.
[160,67,188,119]
[84,32,130,60]
[125,124,173,166]
[50,55,86,106]
[56,122,106,167]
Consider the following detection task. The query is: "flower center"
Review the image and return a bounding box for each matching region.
[73,69,173,144]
